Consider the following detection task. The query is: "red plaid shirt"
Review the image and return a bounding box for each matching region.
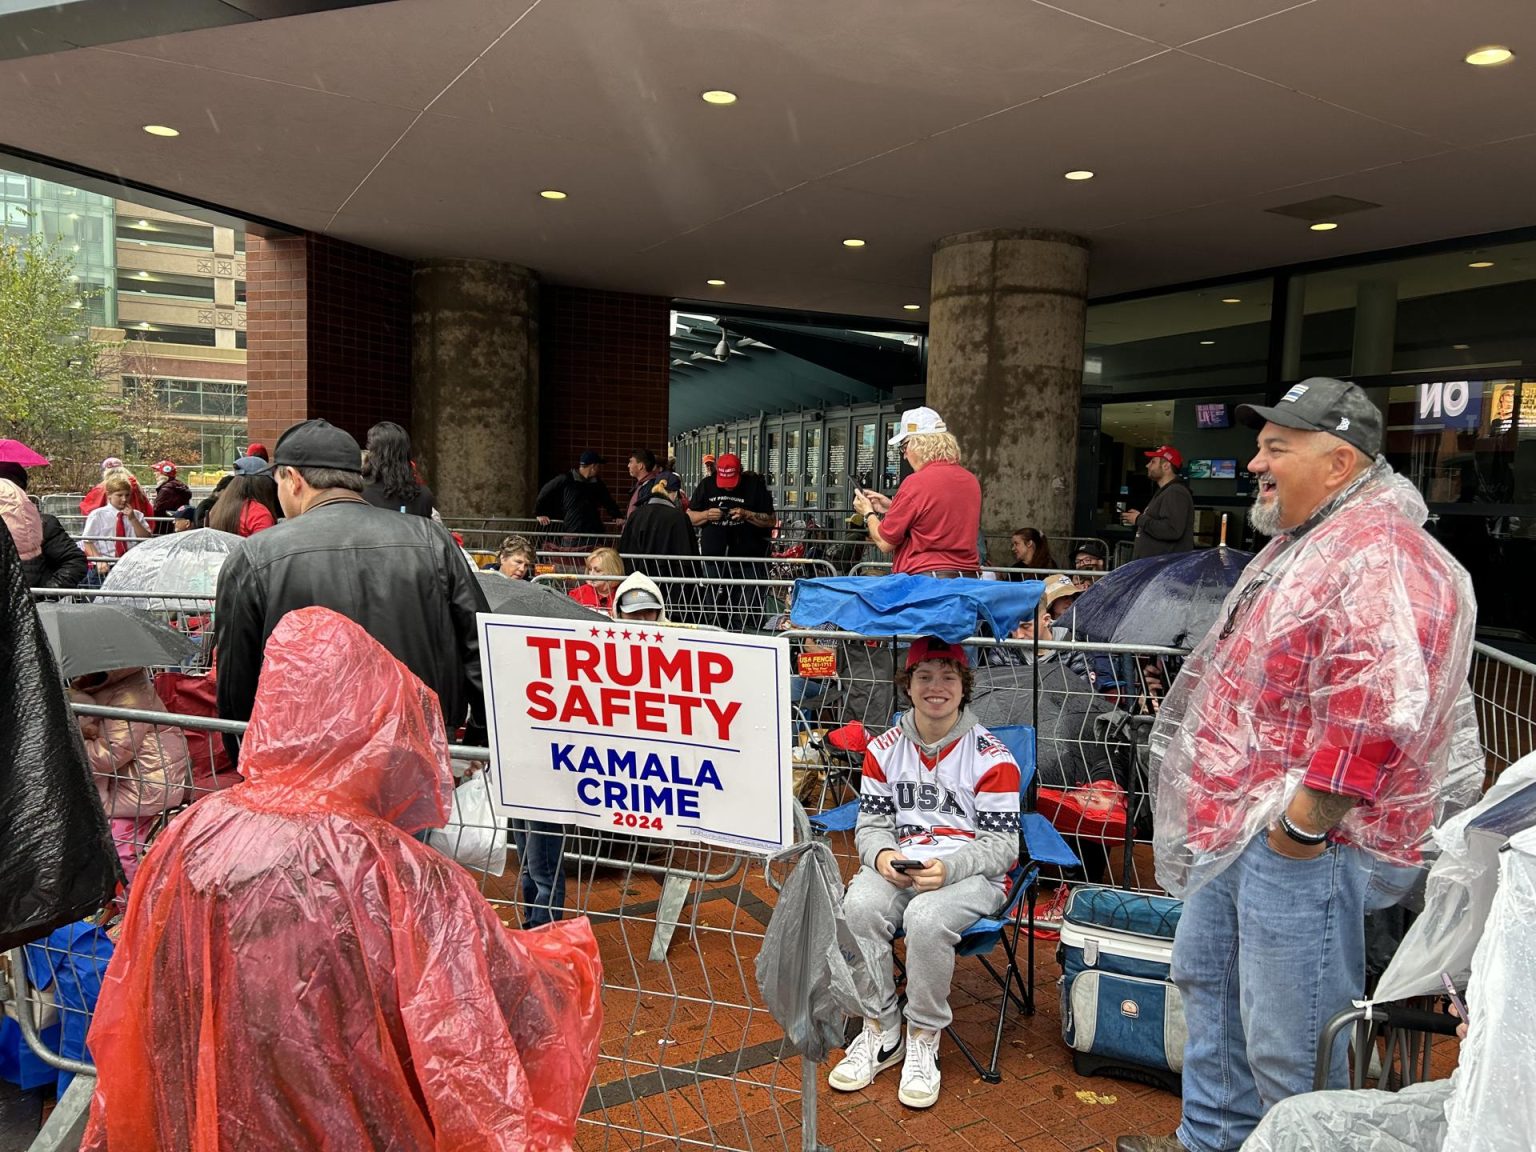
[1166,470,1474,866]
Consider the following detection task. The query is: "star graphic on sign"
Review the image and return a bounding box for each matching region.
[621,629,633,640]
[590,627,601,637]
[634,630,649,642]
[651,629,665,644]
[605,628,616,638]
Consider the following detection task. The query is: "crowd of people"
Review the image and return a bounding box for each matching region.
[0,376,1489,1148]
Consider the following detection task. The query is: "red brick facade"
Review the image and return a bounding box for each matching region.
[245,233,412,448]
[539,286,671,497]
[247,243,669,492]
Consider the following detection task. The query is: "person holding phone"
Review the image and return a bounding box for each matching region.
[851,407,980,577]
[827,638,1020,1110]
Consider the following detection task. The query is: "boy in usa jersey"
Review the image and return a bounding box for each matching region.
[827,638,1021,1109]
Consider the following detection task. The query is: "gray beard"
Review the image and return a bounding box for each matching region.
[1249,494,1284,537]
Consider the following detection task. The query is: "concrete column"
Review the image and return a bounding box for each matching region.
[412,260,538,520]
[1350,279,1397,377]
[926,228,1090,540]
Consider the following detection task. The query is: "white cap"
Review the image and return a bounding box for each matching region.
[888,406,947,448]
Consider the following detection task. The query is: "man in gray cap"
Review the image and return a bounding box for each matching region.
[215,419,489,774]
[1118,378,1479,1152]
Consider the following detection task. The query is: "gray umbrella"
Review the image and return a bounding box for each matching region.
[36,601,200,678]
[474,570,609,621]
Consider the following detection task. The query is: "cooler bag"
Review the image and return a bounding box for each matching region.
[1058,885,1184,1093]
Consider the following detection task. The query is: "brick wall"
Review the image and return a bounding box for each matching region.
[245,233,412,448]
[539,286,670,497]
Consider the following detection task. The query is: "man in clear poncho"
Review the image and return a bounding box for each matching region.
[81,606,603,1151]
[1116,379,1481,1152]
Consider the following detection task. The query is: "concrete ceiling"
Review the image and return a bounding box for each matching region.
[3,0,1536,319]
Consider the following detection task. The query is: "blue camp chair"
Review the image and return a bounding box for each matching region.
[808,723,1080,1082]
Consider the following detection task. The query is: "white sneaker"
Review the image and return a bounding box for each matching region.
[827,1020,903,1092]
[898,1028,941,1109]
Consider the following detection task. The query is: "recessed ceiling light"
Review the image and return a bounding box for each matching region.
[842,238,866,248]
[701,90,738,105]
[139,322,151,329]
[1468,260,1495,268]
[1310,221,1339,231]
[1453,343,1471,350]
[1221,297,1242,304]
[902,304,921,311]
[142,124,179,137]
[136,271,150,278]
[133,219,151,229]
[539,189,567,200]
[1064,170,1094,181]
[1199,340,1216,346]
[706,278,726,286]
[1465,46,1514,67]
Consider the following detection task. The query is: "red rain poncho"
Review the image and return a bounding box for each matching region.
[81,607,602,1151]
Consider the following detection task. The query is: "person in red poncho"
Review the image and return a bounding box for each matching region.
[81,607,603,1152]
[79,457,152,518]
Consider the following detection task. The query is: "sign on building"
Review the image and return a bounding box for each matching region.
[1415,379,1483,432]
[479,615,793,853]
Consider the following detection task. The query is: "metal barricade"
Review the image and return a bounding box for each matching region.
[4,703,819,1152]
[534,571,803,635]
[1471,640,1536,782]
[780,628,1187,895]
[845,561,1109,585]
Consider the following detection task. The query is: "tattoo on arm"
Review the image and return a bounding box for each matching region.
[1297,787,1358,833]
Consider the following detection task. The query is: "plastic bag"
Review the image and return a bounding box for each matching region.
[0,521,122,950]
[1149,463,1479,897]
[81,608,602,1152]
[756,841,879,1062]
[1242,1077,1452,1151]
[427,768,509,876]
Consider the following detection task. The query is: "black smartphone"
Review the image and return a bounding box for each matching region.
[890,858,924,872]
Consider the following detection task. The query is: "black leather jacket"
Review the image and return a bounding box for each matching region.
[215,499,489,760]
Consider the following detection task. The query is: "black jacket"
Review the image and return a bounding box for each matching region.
[971,651,1117,790]
[22,514,87,589]
[1132,479,1195,559]
[535,470,620,535]
[362,481,436,518]
[214,500,489,762]
[618,498,697,575]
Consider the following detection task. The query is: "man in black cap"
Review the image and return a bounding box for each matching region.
[215,419,489,769]
[1117,377,1477,1152]
[534,449,622,544]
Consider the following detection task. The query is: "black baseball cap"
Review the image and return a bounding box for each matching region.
[579,449,604,466]
[1236,377,1383,457]
[272,418,363,472]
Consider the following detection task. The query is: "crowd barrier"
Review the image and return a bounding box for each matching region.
[533,571,802,635]
[10,587,1532,1149]
[846,560,1110,583]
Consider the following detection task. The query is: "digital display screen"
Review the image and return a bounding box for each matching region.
[1210,458,1237,479]
[1196,403,1230,429]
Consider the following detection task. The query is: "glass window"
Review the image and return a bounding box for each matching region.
[1085,280,1273,397]
[827,424,848,488]
[785,427,801,485]
[804,425,822,488]
[750,432,760,471]
[766,431,781,486]
[882,421,901,489]
[855,422,877,486]
[1296,240,1536,378]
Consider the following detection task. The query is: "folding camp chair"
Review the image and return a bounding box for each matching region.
[808,723,1081,1082]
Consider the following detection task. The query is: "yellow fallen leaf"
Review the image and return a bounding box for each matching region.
[1074,1089,1119,1105]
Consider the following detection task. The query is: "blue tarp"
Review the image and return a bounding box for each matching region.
[789,575,1044,644]
[23,920,113,1095]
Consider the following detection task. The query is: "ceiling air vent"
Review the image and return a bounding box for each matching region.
[1264,195,1382,222]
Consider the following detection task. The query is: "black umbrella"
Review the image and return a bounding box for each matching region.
[474,570,609,622]
[36,601,200,678]
[1067,543,1257,650]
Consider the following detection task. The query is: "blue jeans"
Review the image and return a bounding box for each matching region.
[1172,833,1370,1152]
[510,820,567,928]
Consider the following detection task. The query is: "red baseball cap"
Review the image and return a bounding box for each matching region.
[716,452,742,490]
[1145,445,1183,469]
[153,459,176,477]
[245,442,270,462]
[905,636,970,669]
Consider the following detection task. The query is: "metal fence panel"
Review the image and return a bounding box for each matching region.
[1471,641,1536,782]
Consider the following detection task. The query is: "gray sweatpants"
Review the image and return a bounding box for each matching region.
[842,867,1004,1033]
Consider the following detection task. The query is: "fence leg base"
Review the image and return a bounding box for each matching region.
[27,1074,93,1152]
[648,872,693,962]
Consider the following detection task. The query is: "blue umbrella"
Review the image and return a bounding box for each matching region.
[1067,545,1257,650]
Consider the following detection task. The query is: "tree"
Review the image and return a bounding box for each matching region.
[101,336,202,470]
[0,230,111,489]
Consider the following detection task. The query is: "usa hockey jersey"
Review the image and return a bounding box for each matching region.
[860,723,1021,889]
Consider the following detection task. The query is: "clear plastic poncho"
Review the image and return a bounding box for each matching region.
[81,607,603,1151]
[1150,461,1482,897]
[1241,759,1536,1152]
